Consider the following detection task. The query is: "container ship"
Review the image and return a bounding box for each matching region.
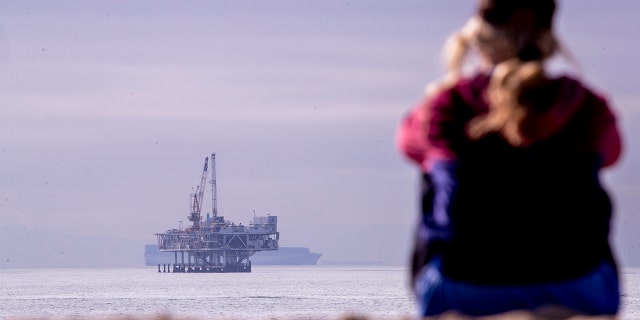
[145,244,322,266]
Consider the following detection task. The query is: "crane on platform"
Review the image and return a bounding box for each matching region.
[188,156,208,229]
[210,153,218,219]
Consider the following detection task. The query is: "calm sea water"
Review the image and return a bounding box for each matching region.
[1,266,640,319]
[0,265,416,319]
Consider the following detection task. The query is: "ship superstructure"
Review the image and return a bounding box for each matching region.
[155,153,279,273]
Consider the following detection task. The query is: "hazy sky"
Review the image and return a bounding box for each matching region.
[1,0,639,267]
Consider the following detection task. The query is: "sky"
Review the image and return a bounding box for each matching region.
[0,0,639,268]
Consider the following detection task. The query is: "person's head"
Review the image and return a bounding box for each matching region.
[432,0,564,147]
[444,0,558,79]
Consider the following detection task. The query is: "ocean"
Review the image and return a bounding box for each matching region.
[1,266,640,320]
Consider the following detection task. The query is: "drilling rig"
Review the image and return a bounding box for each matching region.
[155,153,279,273]
[188,156,208,230]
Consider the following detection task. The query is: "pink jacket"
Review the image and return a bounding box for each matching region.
[397,73,622,172]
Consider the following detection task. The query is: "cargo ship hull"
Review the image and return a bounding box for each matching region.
[145,244,321,266]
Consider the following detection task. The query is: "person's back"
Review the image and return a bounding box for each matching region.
[432,75,616,285]
[397,0,622,317]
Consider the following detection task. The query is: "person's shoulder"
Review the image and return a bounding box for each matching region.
[427,72,495,110]
[446,73,491,109]
[551,74,610,101]
[458,73,491,88]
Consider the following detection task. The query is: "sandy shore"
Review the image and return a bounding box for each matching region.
[5,312,617,320]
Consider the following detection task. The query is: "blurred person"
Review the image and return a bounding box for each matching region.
[396,0,622,318]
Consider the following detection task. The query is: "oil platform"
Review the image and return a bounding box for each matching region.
[154,153,279,273]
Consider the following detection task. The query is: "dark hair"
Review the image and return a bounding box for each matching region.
[478,0,556,30]
[477,0,556,61]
